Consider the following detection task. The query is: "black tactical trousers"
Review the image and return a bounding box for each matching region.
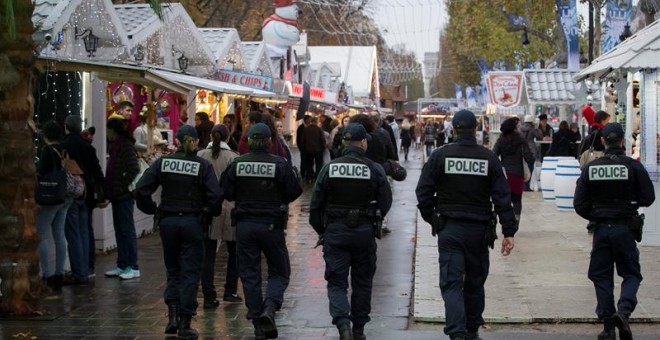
[323,223,377,327]
[236,221,290,319]
[159,216,204,316]
[437,219,489,338]
[588,222,642,319]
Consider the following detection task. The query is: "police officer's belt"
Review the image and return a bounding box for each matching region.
[161,211,199,217]
[596,218,630,225]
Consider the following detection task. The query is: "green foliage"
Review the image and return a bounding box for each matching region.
[1,0,16,40]
[444,0,559,85]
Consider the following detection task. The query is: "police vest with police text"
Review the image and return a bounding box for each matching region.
[436,144,493,213]
[234,152,283,205]
[587,155,635,213]
[326,155,376,210]
[160,153,204,212]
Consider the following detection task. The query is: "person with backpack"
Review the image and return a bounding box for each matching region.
[35,121,73,292]
[60,115,108,285]
[578,111,611,166]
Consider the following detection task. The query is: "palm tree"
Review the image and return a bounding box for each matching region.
[0,0,160,316]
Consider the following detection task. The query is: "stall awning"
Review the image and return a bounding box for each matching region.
[575,19,660,80]
[35,57,192,95]
[149,70,275,98]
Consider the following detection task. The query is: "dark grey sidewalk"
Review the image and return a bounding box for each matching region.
[2,147,660,339]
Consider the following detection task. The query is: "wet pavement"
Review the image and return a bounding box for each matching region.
[2,146,660,339]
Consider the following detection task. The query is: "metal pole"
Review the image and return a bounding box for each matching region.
[588,1,594,64]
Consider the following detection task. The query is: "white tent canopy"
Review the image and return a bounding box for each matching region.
[576,19,660,80]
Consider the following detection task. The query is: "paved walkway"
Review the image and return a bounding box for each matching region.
[413,183,660,323]
[3,147,660,339]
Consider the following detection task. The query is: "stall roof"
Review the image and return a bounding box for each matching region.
[524,69,578,104]
[149,70,275,98]
[241,42,276,77]
[576,19,660,79]
[35,56,191,95]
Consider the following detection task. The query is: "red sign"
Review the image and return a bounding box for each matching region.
[486,71,524,108]
[215,70,273,91]
[291,83,326,102]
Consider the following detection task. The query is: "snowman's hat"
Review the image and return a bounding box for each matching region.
[273,0,296,8]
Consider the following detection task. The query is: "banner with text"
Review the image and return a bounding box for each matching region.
[602,0,634,53]
[291,83,329,103]
[555,0,579,71]
[485,72,524,108]
[215,70,273,91]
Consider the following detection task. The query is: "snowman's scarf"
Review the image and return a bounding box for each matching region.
[262,14,299,29]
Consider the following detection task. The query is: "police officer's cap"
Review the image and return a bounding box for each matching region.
[602,122,624,141]
[343,123,372,141]
[452,110,477,130]
[176,124,198,141]
[248,123,272,139]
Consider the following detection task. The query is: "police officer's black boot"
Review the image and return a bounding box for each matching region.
[259,305,278,339]
[203,292,220,309]
[338,323,353,340]
[613,312,632,340]
[177,315,198,339]
[597,317,616,340]
[165,304,180,334]
[352,324,366,340]
[253,319,266,340]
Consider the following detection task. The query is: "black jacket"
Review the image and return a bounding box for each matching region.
[309,146,392,234]
[579,125,605,155]
[549,129,580,157]
[492,134,534,177]
[416,135,517,237]
[574,146,655,220]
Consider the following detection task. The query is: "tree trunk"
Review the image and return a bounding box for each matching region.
[594,9,602,58]
[0,1,43,316]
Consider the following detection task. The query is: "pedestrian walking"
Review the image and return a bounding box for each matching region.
[220,123,303,340]
[519,114,543,191]
[400,119,414,161]
[309,123,392,340]
[573,123,655,340]
[197,124,240,309]
[415,110,517,340]
[301,116,326,180]
[135,125,222,339]
[423,120,435,157]
[492,118,534,226]
[194,112,214,149]
[297,115,311,179]
[104,119,141,280]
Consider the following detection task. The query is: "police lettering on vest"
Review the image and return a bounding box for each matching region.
[329,163,371,180]
[237,162,276,178]
[445,158,488,176]
[589,165,629,181]
[162,159,200,176]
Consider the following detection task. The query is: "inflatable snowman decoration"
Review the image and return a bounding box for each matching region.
[262,0,301,46]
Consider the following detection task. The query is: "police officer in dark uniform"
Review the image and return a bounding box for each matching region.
[220,123,302,340]
[309,123,392,340]
[135,125,222,339]
[415,110,517,340]
[574,123,655,340]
